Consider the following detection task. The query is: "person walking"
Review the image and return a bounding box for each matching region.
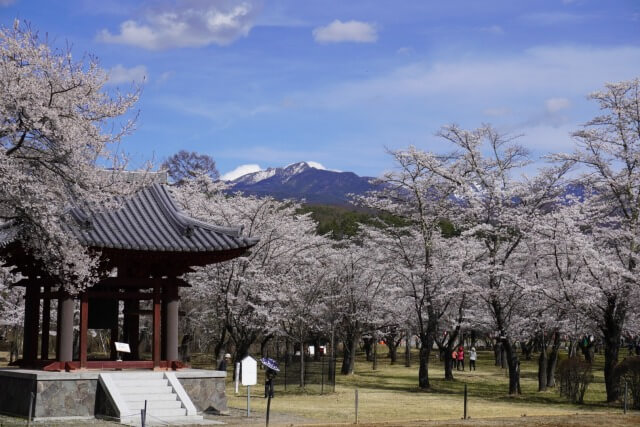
[217,353,231,371]
[469,347,477,371]
[457,346,465,371]
[451,348,458,370]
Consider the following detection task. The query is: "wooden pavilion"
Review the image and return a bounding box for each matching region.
[0,182,258,371]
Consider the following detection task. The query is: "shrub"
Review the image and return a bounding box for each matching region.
[556,356,593,404]
[613,356,640,409]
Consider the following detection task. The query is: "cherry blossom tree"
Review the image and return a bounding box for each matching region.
[551,78,640,401]
[173,175,326,366]
[402,124,569,395]
[322,238,391,375]
[0,22,139,286]
[357,147,470,388]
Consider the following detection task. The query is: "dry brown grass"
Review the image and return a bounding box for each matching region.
[223,348,636,425]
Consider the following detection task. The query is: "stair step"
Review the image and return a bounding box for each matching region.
[126,400,183,410]
[143,407,188,417]
[99,372,202,425]
[120,385,174,395]
[115,379,169,388]
[125,393,180,402]
[109,372,165,380]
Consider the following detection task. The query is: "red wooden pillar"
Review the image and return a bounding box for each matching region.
[165,286,179,362]
[153,285,161,368]
[79,293,88,369]
[40,286,51,360]
[58,294,74,364]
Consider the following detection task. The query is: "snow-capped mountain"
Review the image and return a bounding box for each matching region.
[225,162,379,205]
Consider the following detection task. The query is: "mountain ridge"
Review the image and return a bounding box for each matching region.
[224,162,378,205]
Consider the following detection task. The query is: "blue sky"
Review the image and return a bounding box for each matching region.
[2,0,639,179]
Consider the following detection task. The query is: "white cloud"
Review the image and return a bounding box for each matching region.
[107,64,148,85]
[97,1,259,50]
[221,164,262,181]
[303,45,640,110]
[545,97,570,113]
[156,71,174,84]
[312,20,377,44]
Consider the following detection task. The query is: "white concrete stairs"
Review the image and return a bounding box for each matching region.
[98,372,207,426]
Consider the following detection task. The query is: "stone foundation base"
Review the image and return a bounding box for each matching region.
[0,368,227,419]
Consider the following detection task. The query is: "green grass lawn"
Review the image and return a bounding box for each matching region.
[220,347,636,424]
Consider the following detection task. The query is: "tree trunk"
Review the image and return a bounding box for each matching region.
[503,338,521,395]
[341,334,358,375]
[235,340,251,361]
[372,337,378,370]
[300,338,305,388]
[418,333,432,389]
[328,328,335,385]
[547,331,560,388]
[444,351,455,380]
[521,339,533,361]
[285,338,293,364]
[494,341,502,366]
[388,339,398,364]
[260,335,272,358]
[538,335,547,392]
[602,297,625,402]
[405,330,411,367]
[363,337,373,362]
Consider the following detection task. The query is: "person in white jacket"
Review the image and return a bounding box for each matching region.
[469,347,477,371]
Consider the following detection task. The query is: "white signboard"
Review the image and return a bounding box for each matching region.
[241,356,257,386]
[114,342,131,353]
[309,345,315,356]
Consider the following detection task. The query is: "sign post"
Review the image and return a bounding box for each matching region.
[241,356,257,417]
[114,342,131,362]
[235,362,240,394]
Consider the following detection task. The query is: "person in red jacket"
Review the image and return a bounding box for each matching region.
[457,346,465,371]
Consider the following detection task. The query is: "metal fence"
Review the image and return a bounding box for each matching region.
[271,355,336,394]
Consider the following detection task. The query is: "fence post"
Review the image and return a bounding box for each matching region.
[624,381,628,414]
[463,384,468,420]
[235,362,240,394]
[266,392,272,427]
[247,385,251,417]
[141,399,147,427]
[355,388,359,424]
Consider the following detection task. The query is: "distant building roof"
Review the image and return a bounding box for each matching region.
[1,184,258,254]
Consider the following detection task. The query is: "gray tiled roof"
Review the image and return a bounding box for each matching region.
[67,183,258,252]
[1,184,258,253]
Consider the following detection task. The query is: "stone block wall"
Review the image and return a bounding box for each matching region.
[179,376,228,414]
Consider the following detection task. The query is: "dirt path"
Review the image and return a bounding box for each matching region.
[303,413,640,427]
